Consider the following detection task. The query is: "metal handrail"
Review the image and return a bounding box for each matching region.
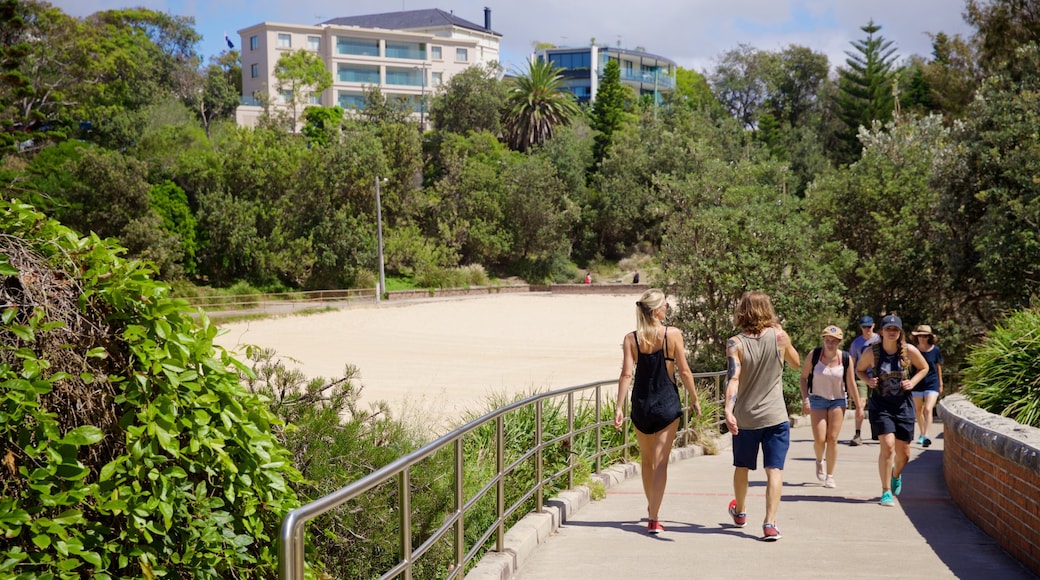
[278,370,727,579]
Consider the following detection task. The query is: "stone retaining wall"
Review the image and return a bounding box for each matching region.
[938,394,1040,575]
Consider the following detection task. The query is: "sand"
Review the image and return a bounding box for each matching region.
[213,293,643,429]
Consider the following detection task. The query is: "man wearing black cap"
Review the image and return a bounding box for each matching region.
[847,315,879,446]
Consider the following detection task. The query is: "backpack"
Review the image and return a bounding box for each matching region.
[807,347,852,395]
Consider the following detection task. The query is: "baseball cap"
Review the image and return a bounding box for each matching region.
[859,315,874,326]
[911,324,934,336]
[880,314,902,330]
[822,325,844,340]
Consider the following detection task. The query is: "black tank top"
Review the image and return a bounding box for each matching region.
[630,328,683,434]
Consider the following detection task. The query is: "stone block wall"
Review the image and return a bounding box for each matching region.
[938,394,1040,575]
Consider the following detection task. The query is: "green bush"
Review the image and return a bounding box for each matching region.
[0,201,300,578]
[961,307,1040,428]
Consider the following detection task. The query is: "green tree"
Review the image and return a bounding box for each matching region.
[708,44,770,129]
[933,44,1040,332]
[589,58,630,163]
[918,32,982,119]
[428,63,505,135]
[670,66,719,111]
[965,0,1040,78]
[663,157,851,370]
[503,58,580,152]
[833,19,900,165]
[273,48,333,130]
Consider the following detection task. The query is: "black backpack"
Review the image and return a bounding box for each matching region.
[807,347,852,395]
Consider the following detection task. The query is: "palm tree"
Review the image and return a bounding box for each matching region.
[503,58,580,152]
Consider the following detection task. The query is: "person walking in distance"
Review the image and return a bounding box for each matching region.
[855,315,928,507]
[847,315,879,446]
[615,289,702,534]
[910,325,944,447]
[724,291,800,541]
[799,325,863,489]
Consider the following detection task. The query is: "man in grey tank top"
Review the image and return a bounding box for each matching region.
[724,291,800,541]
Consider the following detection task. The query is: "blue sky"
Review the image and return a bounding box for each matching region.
[51,1,975,73]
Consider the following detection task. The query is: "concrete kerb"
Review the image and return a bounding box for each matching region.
[464,439,716,580]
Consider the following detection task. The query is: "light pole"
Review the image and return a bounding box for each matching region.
[375,176,387,302]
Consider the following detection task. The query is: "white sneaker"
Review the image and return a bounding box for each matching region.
[824,475,836,488]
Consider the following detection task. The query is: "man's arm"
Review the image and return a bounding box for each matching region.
[724,336,742,435]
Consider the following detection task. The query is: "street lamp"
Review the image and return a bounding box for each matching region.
[375,176,388,302]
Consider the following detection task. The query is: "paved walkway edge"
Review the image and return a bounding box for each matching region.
[464,439,718,580]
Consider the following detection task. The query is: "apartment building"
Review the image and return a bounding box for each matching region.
[236,8,501,129]
[532,45,676,105]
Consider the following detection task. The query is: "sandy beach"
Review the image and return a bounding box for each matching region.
[213,293,642,428]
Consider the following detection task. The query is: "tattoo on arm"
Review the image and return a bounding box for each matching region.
[726,355,740,383]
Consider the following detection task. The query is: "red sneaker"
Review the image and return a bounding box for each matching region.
[647,519,664,534]
[727,499,747,528]
[762,523,782,541]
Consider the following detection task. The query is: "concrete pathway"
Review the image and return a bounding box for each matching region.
[512,415,1036,579]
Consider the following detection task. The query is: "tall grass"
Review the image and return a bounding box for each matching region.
[961,306,1040,428]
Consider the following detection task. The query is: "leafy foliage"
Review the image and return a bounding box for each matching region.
[0,200,300,578]
[833,20,901,165]
[961,306,1040,427]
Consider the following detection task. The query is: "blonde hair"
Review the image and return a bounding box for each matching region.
[635,289,666,346]
[733,290,777,334]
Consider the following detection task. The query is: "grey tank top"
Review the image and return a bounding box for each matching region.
[734,327,789,429]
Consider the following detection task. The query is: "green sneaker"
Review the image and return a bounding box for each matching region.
[879,491,895,506]
[891,472,902,496]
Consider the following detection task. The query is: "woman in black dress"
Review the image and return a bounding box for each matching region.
[614,288,701,534]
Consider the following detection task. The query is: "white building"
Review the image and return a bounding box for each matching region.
[236,8,501,129]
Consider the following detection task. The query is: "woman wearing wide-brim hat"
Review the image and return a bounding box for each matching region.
[909,324,944,448]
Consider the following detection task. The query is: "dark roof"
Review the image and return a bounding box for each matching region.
[322,8,499,36]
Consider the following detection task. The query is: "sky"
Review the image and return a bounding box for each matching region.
[51,0,976,73]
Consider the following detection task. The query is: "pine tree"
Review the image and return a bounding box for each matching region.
[833,20,899,165]
[590,58,627,165]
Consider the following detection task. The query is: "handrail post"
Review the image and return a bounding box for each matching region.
[567,393,574,489]
[496,415,505,552]
[595,385,602,474]
[400,467,412,580]
[535,400,543,513]
[454,439,464,573]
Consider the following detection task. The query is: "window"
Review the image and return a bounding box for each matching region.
[336,36,379,56]
[337,63,380,84]
[431,46,442,60]
[386,41,425,60]
[250,63,259,78]
[308,92,321,105]
[338,91,366,110]
[280,89,292,103]
[455,48,468,62]
[277,33,291,48]
[548,51,591,70]
[249,35,258,50]
[307,36,321,51]
[385,67,423,87]
[432,72,443,86]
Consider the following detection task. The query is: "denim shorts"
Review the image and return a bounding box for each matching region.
[809,394,847,411]
[911,390,939,400]
[732,422,790,470]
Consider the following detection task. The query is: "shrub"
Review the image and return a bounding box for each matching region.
[961,307,1040,428]
[0,201,300,578]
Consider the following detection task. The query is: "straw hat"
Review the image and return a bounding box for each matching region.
[911,324,934,336]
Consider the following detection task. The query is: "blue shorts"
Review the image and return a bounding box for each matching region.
[911,390,939,399]
[809,395,847,411]
[732,422,790,470]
